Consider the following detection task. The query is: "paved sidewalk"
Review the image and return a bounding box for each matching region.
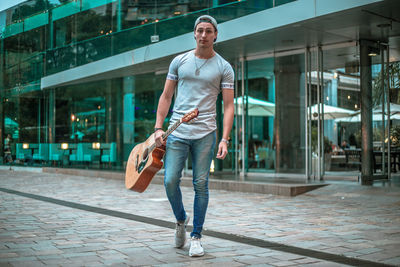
[0,169,400,266]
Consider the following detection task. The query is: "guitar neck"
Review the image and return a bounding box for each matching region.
[149,119,182,152]
[162,119,182,141]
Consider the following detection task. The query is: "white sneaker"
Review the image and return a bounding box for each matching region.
[189,237,204,257]
[175,215,190,248]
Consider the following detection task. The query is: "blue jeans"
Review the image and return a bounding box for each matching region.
[164,131,216,238]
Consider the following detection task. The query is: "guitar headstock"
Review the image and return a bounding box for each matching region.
[182,108,199,123]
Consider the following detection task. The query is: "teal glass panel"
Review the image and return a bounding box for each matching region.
[24,12,49,32]
[3,22,23,38]
[52,1,80,21]
[44,0,296,75]
[75,3,116,42]
[81,0,117,12]
[9,82,41,96]
[4,52,44,90]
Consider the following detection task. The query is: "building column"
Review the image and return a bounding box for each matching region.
[0,94,4,162]
[123,76,135,165]
[274,55,302,172]
[48,89,56,143]
[216,93,223,171]
[0,38,4,160]
[360,40,374,184]
[108,79,123,167]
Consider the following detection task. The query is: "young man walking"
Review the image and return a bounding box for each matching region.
[154,15,234,257]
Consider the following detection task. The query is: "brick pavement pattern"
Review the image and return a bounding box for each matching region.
[0,169,399,266]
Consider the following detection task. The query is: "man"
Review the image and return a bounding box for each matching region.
[154,15,234,257]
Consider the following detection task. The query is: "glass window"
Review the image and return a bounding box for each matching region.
[76,2,116,42]
[245,54,306,175]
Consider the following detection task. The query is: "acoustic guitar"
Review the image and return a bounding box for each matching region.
[125,108,199,192]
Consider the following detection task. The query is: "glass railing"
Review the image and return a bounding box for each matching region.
[3,52,45,90]
[3,0,297,89]
[45,0,280,75]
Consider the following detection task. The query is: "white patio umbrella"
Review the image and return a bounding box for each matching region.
[335,113,400,123]
[232,96,275,117]
[309,104,356,120]
[373,103,400,115]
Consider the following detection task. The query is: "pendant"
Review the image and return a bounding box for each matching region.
[195,69,200,76]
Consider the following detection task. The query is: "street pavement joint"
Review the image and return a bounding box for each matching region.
[0,186,393,267]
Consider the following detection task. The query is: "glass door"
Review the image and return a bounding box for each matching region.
[308,41,393,181]
[307,43,364,180]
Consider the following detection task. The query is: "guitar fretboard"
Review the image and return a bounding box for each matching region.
[148,119,182,152]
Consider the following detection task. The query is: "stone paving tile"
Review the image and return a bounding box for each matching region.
[1,170,399,266]
[0,187,345,267]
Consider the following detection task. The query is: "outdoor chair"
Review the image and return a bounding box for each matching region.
[49,144,64,166]
[33,143,49,162]
[101,142,117,166]
[16,143,34,163]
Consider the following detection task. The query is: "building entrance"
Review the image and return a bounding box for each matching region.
[307,42,393,181]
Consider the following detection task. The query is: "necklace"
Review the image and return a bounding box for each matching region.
[194,56,209,76]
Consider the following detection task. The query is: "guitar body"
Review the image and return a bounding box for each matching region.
[125,133,165,193]
[125,108,198,193]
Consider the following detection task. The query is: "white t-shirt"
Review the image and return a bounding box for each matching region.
[167,50,234,139]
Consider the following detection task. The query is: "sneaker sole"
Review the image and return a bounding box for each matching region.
[189,251,204,257]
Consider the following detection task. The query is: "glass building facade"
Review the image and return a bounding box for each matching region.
[1,0,399,183]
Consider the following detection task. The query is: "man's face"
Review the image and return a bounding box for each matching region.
[194,22,217,49]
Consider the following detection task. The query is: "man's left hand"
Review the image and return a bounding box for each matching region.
[216,141,228,159]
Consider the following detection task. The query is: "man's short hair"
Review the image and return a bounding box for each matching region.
[194,15,218,32]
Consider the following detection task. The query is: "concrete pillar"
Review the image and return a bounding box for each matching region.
[216,94,223,171]
[0,92,4,161]
[123,76,135,163]
[0,38,4,159]
[48,89,56,143]
[360,40,373,184]
[274,55,302,172]
[108,79,123,167]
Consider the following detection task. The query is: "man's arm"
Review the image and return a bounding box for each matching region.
[216,89,234,159]
[154,79,176,147]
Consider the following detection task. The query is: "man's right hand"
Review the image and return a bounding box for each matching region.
[154,130,166,147]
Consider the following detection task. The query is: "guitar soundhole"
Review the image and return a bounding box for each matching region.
[137,147,150,174]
